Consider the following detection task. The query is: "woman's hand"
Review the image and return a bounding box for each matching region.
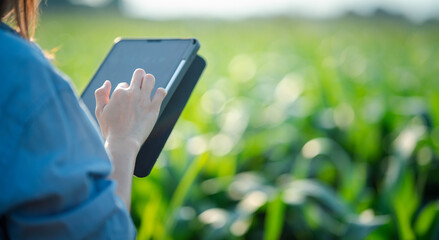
[94,68,166,208]
[94,68,166,153]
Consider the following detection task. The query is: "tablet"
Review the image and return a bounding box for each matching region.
[81,38,205,177]
[81,38,200,118]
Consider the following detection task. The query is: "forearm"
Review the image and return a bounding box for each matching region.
[104,138,140,210]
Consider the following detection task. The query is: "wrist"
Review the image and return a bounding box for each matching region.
[104,136,138,209]
[105,135,141,153]
[105,136,140,167]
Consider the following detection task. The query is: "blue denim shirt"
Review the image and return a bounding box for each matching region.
[0,23,136,239]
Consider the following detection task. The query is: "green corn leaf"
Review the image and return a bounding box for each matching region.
[264,192,286,240]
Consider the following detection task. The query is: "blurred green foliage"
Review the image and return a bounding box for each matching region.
[36,11,439,239]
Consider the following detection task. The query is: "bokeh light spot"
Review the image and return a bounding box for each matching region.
[302,139,323,159]
[201,89,227,114]
[199,208,228,228]
[187,135,208,155]
[228,54,257,82]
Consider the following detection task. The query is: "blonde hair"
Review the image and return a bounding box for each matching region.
[1,0,40,40]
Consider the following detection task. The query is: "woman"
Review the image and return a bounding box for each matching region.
[0,0,166,239]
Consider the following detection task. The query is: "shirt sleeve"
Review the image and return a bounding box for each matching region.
[1,86,136,240]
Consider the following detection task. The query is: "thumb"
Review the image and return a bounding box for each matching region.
[95,80,111,117]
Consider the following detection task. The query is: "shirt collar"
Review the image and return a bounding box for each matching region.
[0,22,19,35]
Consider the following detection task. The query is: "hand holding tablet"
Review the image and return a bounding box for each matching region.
[81,38,206,177]
[94,69,166,149]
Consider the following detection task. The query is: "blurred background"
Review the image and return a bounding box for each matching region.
[37,0,439,239]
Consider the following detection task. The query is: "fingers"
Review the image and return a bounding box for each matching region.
[152,87,167,109]
[115,82,129,90]
[141,74,155,99]
[95,80,111,117]
[130,68,145,90]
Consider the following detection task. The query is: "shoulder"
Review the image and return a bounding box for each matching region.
[0,29,49,73]
[0,29,78,162]
[0,29,73,121]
